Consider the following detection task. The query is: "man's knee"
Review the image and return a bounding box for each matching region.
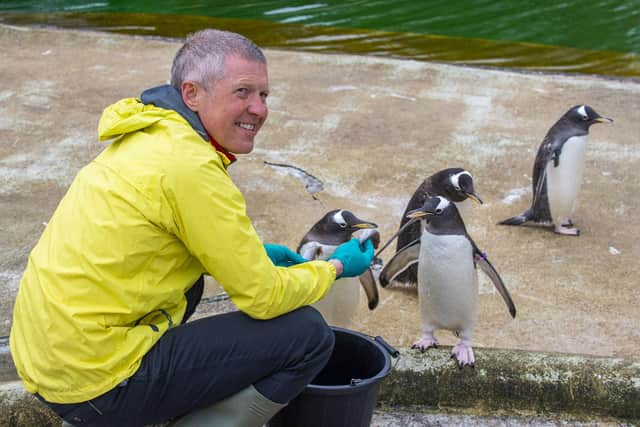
[288,306,335,361]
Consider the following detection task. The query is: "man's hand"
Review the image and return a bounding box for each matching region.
[328,238,375,278]
[264,243,307,267]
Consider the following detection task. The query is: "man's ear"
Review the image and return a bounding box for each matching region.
[181,81,200,112]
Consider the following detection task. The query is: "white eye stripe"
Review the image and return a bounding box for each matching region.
[436,196,451,211]
[333,210,347,226]
[577,105,587,118]
[451,171,472,189]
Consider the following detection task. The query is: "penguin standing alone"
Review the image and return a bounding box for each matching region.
[392,168,483,286]
[377,196,516,367]
[499,105,612,235]
[297,209,380,328]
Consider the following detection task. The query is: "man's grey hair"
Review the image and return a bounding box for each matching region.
[171,29,266,90]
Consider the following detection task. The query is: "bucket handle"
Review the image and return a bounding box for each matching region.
[373,335,401,370]
[373,336,399,358]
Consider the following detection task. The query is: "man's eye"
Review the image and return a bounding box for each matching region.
[236,88,249,96]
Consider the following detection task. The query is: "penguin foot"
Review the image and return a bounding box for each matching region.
[554,224,580,236]
[451,340,475,368]
[411,334,438,352]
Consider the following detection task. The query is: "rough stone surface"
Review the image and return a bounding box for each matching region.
[371,407,634,427]
[379,348,640,421]
[1,379,636,427]
[2,24,638,358]
[0,382,60,427]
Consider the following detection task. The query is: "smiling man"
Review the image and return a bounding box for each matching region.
[10,29,375,427]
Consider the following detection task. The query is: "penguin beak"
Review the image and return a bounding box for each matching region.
[465,191,483,204]
[406,208,433,219]
[353,221,377,229]
[594,116,613,124]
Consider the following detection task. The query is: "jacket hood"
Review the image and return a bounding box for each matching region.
[98,85,208,142]
[140,85,209,140]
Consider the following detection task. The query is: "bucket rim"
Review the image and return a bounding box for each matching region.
[304,326,392,394]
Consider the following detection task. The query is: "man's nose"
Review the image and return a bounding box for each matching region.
[248,95,268,117]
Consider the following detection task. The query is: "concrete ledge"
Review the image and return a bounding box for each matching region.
[378,347,640,421]
[0,337,17,383]
[0,382,61,426]
[2,344,639,424]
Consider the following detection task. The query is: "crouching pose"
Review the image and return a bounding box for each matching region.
[10,29,374,427]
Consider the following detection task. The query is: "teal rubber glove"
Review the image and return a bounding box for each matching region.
[264,243,307,267]
[328,238,375,278]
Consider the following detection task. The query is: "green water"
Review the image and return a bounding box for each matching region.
[1,1,638,79]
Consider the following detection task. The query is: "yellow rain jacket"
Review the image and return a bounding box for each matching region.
[10,86,336,404]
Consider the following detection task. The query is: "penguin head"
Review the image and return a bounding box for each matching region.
[435,168,483,204]
[564,105,613,131]
[312,209,378,241]
[406,196,467,235]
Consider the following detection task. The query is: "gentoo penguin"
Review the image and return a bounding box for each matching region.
[297,210,380,328]
[499,105,612,235]
[377,196,516,367]
[391,168,483,287]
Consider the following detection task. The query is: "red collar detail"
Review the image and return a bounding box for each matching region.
[207,133,237,164]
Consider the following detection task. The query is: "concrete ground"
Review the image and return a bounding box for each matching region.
[1,23,639,366]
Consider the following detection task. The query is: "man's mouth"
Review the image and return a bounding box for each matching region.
[237,122,256,131]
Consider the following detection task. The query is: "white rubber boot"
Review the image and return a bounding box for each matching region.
[171,385,286,427]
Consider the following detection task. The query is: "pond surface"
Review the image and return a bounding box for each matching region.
[1,2,639,76]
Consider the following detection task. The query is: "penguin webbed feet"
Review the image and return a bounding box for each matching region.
[451,340,475,368]
[554,219,580,236]
[411,334,438,353]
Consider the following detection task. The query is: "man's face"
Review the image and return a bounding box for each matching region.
[191,55,269,154]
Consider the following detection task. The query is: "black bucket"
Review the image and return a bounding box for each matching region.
[268,326,398,427]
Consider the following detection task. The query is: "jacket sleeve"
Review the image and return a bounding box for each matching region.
[163,148,336,320]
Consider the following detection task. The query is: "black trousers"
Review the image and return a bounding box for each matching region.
[40,276,335,426]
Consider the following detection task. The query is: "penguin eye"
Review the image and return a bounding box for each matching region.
[337,221,347,228]
[454,185,461,191]
[435,208,443,214]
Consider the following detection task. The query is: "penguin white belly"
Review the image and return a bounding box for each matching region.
[417,232,478,334]
[546,135,588,221]
[312,277,360,327]
[305,243,360,328]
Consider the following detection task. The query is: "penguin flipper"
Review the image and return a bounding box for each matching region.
[528,136,556,224]
[475,252,516,318]
[530,160,553,224]
[358,268,379,310]
[397,179,433,248]
[380,242,420,288]
[498,161,551,226]
[375,216,422,259]
[392,218,420,285]
[391,265,418,287]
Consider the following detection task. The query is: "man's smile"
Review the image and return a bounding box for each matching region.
[237,122,257,132]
